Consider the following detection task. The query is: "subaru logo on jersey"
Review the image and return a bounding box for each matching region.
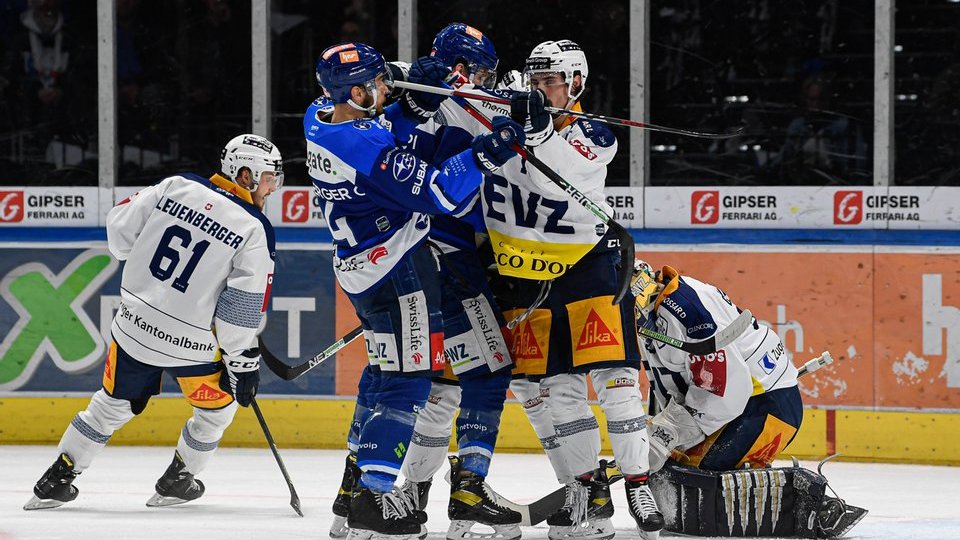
[352,120,371,130]
[392,153,417,182]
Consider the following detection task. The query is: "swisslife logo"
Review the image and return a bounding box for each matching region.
[691,191,719,224]
[834,191,862,225]
[282,190,310,223]
[0,191,24,223]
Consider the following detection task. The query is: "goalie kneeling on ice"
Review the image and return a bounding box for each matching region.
[648,460,867,538]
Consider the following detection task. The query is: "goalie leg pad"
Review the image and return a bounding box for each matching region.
[176,401,238,475]
[648,461,865,538]
[540,374,601,480]
[457,369,511,476]
[590,367,650,475]
[402,381,461,483]
[58,389,135,471]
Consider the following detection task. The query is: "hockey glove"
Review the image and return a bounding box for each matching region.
[647,399,706,472]
[510,89,553,147]
[220,348,261,407]
[401,56,450,120]
[497,69,525,92]
[386,61,411,100]
[471,116,525,173]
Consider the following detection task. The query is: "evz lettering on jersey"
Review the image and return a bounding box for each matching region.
[689,349,728,396]
[483,176,574,234]
[155,197,244,248]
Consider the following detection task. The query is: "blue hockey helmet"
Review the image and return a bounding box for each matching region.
[315,42,391,114]
[431,23,498,88]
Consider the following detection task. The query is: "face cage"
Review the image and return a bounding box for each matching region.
[348,68,392,115]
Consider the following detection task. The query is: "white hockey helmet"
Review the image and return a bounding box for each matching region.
[523,40,588,107]
[220,134,284,191]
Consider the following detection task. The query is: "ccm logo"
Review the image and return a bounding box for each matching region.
[282,190,310,223]
[691,190,719,224]
[834,191,863,225]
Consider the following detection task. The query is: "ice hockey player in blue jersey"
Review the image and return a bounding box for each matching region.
[24,134,283,512]
[307,41,524,540]
[382,23,524,540]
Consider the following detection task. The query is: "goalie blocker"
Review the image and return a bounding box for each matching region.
[648,460,867,538]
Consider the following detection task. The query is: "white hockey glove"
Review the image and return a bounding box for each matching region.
[497,69,525,92]
[510,89,553,147]
[220,348,261,407]
[647,399,706,473]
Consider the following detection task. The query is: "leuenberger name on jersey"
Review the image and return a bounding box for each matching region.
[155,197,245,248]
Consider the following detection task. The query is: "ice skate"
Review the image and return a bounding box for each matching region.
[624,475,663,540]
[398,477,432,539]
[347,486,424,540]
[23,453,80,511]
[332,453,363,538]
[446,456,521,540]
[817,496,868,538]
[546,466,614,540]
[146,451,205,507]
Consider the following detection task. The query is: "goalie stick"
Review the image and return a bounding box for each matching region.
[638,308,754,355]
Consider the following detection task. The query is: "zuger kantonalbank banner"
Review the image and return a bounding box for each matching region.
[0,246,339,394]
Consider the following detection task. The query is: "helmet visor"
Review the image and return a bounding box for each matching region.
[470,65,497,89]
[259,170,284,191]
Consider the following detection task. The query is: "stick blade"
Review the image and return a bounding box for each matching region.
[608,220,635,305]
[259,337,301,381]
[290,493,304,517]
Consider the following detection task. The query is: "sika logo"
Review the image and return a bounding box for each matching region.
[834,191,863,225]
[691,191,719,224]
[367,246,388,265]
[282,190,309,223]
[0,191,24,223]
[188,383,227,402]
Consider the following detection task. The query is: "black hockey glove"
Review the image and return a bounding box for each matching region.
[510,89,553,147]
[401,56,450,120]
[220,348,261,407]
[471,116,525,173]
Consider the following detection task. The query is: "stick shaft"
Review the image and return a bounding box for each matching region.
[250,398,303,516]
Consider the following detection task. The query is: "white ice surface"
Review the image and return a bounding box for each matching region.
[1,446,959,540]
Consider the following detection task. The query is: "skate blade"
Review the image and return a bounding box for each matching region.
[347,529,422,540]
[828,505,868,538]
[547,519,615,540]
[23,495,66,511]
[447,520,520,540]
[330,515,350,539]
[145,492,192,507]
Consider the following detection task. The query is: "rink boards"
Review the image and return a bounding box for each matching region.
[1,228,959,464]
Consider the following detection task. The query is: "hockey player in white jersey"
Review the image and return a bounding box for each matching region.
[483,41,663,540]
[23,134,282,511]
[630,260,802,473]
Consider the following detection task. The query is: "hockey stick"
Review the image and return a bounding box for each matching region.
[393,80,742,140]
[796,350,835,377]
[260,325,363,381]
[639,308,754,355]
[448,95,635,304]
[250,397,303,517]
